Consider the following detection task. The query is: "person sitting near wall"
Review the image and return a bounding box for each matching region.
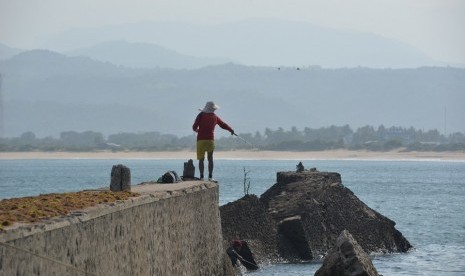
[226,240,245,274]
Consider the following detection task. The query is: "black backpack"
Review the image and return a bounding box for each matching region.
[160,171,181,183]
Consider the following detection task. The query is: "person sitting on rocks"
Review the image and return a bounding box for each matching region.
[226,240,244,273]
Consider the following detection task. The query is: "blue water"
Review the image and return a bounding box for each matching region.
[1,158,465,275]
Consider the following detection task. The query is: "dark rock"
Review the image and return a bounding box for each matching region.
[277,215,312,261]
[110,164,131,191]
[315,230,379,276]
[260,171,411,258]
[274,170,338,186]
[220,195,278,262]
[296,162,305,172]
[221,170,412,264]
[183,159,195,179]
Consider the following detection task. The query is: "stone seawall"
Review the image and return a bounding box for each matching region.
[0,181,232,276]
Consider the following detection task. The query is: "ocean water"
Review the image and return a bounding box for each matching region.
[1,158,465,275]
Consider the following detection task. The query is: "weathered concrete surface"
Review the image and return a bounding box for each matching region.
[0,181,233,276]
[315,230,379,276]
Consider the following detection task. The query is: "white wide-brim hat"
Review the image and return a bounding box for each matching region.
[201,101,219,113]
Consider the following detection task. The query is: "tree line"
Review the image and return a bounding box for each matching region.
[1,125,465,152]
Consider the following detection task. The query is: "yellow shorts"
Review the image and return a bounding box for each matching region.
[197,140,215,160]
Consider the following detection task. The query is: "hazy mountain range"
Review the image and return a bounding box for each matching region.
[66,40,232,69]
[1,49,464,137]
[0,43,23,61]
[36,19,450,68]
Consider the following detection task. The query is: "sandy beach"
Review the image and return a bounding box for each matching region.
[1,150,464,161]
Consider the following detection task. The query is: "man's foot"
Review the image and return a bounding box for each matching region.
[208,178,218,183]
[199,177,204,181]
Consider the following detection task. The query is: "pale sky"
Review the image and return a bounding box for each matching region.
[1,0,465,63]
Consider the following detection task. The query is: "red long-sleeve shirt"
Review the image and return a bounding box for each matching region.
[192,112,233,140]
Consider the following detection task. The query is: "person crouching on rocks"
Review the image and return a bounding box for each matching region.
[192,101,235,182]
[226,240,244,275]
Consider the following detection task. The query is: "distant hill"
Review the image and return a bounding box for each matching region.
[1,50,464,137]
[0,43,22,61]
[41,18,441,68]
[66,40,232,69]
[0,49,126,79]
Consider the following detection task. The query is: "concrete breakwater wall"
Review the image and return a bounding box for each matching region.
[0,181,231,276]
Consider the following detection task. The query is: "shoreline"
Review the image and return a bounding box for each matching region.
[1,150,464,161]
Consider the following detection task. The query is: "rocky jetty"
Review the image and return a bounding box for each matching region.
[220,170,412,263]
[315,230,379,276]
[220,194,279,262]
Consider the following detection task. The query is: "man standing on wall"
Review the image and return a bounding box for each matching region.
[192,101,235,182]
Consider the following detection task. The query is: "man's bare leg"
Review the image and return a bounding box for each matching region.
[198,158,205,179]
[207,151,214,179]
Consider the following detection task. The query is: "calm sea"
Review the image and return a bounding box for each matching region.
[1,158,465,275]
